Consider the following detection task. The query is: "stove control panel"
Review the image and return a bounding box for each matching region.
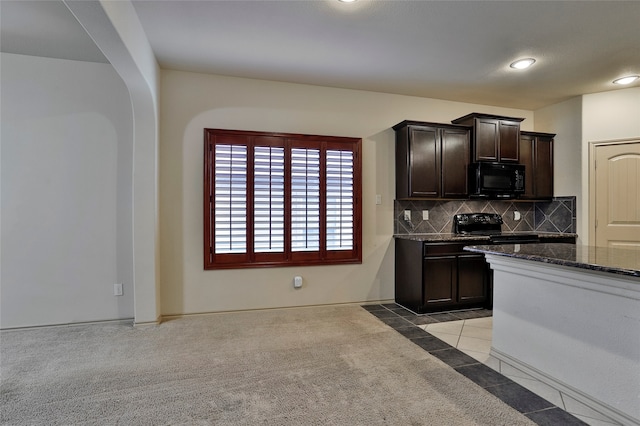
[454,213,503,233]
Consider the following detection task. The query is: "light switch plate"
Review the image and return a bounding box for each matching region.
[404,210,411,221]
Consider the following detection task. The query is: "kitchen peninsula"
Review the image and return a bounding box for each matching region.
[464,243,640,426]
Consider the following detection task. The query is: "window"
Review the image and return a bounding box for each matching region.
[204,129,362,269]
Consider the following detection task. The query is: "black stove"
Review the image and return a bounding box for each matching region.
[453,213,540,244]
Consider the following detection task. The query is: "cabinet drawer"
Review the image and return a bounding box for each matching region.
[423,241,485,256]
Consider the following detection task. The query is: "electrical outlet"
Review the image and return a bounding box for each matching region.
[514,211,521,221]
[375,194,382,205]
[403,210,411,221]
[294,276,303,289]
[114,283,123,296]
[422,210,429,220]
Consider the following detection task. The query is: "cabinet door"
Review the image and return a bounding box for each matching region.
[474,118,499,162]
[441,128,470,197]
[408,127,440,197]
[519,134,535,198]
[423,256,457,307]
[534,136,554,199]
[457,254,487,304]
[519,133,554,200]
[498,120,520,162]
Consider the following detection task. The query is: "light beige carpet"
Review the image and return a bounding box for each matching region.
[1,305,535,425]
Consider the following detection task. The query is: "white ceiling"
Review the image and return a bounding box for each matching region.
[2,0,639,110]
[0,0,109,64]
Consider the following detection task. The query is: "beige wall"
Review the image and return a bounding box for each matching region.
[159,70,533,316]
[528,88,640,245]
[581,88,640,244]
[534,97,583,241]
[1,53,134,328]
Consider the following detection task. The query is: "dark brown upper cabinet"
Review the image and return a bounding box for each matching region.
[451,113,524,163]
[519,131,555,200]
[394,121,470,199]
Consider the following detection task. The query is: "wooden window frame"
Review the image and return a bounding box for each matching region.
[204,128,362,269]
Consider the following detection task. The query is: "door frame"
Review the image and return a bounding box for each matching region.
[588,138,640,246]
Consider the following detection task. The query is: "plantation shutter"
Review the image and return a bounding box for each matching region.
[254,145,285,253]
[204,129,361,269]
[326,149,354,251]
[214,144,247,254]
[291,147,321,252]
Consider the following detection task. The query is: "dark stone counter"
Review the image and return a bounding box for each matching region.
[394,233,491,242]
[464,243,640,278]
[393,232,577,243]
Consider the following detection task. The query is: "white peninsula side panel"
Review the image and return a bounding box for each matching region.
[486,255,640,426]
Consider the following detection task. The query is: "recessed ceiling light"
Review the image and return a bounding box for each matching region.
[510,58,536,70]
[338,0,357,2]
[613,75,639,85]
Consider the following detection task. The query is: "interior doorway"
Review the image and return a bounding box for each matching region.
[589,139,640,248]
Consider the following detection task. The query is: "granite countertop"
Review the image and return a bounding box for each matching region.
[394,233,492,242]
[393,232,577,243]
[464,243,640,278]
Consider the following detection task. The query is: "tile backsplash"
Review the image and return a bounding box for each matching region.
[394,196,576,235]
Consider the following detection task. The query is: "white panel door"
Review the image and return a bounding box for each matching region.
[594,141,640,248]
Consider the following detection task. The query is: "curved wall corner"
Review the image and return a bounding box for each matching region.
[64,0,161,325]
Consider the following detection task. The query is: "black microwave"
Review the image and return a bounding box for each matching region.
[469,162,525,198]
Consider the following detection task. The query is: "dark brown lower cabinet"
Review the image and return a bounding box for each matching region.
[457,253,489,304]
[395,239,489,313]
[423,256,457,306]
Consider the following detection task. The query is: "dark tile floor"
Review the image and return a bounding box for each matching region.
[362,303,588,426]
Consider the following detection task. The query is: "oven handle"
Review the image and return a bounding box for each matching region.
[489,237,540,244]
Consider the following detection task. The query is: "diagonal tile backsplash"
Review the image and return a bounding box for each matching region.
[394,196,576,235]
[534,197,576,233]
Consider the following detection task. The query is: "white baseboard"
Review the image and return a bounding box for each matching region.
[491,348,639,426]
